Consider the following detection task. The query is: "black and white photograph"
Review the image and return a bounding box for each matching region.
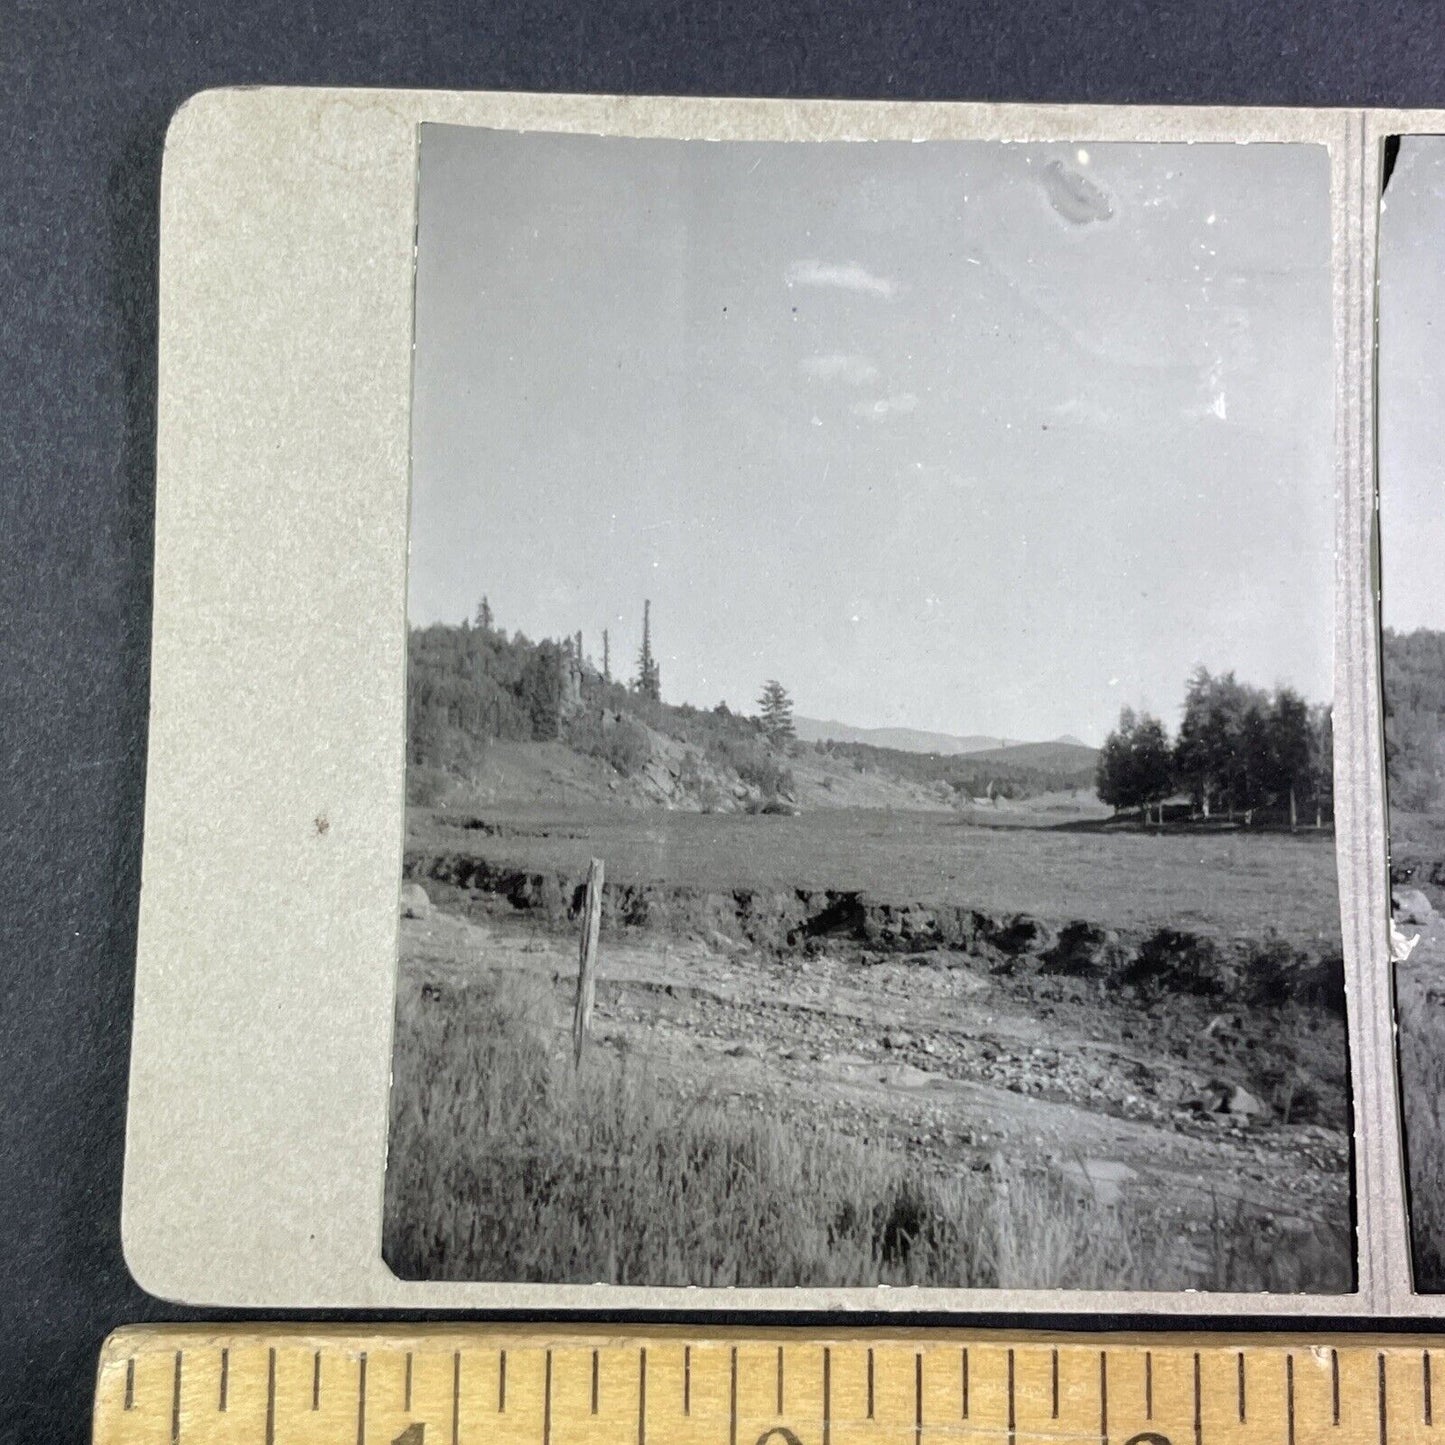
[383,124,1351,1292]
[1380,136,1445,1293]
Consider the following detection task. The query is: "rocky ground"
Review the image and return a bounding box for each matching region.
[397,874,1354,1292]
[1393,872,1445,1288]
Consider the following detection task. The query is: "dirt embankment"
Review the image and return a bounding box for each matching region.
[405,848,1345,1017]
[393,865,1354,1289]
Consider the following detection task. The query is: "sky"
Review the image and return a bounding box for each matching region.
[1380,137,1445,635]
[408,125,1335,745]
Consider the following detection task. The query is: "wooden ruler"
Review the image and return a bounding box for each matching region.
[94,1327,1445,1445]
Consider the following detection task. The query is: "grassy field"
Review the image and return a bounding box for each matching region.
[384,961,1339,1290]
[410,804,1343,948]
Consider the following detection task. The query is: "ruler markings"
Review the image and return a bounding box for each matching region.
[729,1347,737,1445]
[357,1352,367,1445]
[1286,1353,1296,1445]
[171,1351,183,1445]
[1192,1351,1202,1445]
[95,1332,1445,1445]
[914,1352,924,1445]
[823,1347,831,1445]
[451,1350,460,1445]
[1380,1352,1389,1445]
[638,1347,647,1445]
[1100,1350,1109,1445]
[1007,1348,1016,1445]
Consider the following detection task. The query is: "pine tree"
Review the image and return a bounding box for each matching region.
[474,595,494,631]
[758,680,795,745]
[602,628,611,684]
[634,600,661,700]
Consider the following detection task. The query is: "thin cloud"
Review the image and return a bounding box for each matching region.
[800,352,881,385]
[852,393,919,420]
[1052,396,1120,427]
[786,260,897,299]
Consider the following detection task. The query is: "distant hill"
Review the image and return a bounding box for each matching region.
[793,716,1093,758]
[956,740,1100,772]
[794,717,1008,754]
[811,734,1099,801]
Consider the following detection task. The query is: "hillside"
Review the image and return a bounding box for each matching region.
[957,740,1101,772]
[407,617,1101,817]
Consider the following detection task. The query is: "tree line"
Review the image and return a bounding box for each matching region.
[407,597,670,767]
[408,601,804,783]
[1096,667,1333,828]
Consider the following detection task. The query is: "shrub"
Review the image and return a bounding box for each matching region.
[706,735,793,798]
[1244,933,1346,1016]
[566,710,652,777]
[677,749,724,812]
[1123,929,1241,1000]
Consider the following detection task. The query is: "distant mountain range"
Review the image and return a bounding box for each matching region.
[793,716,1092,756]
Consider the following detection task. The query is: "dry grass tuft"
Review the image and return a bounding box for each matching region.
[382,967,1338,1291]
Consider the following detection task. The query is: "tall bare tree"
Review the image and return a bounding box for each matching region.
[634,600,661,700]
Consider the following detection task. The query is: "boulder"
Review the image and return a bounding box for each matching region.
[400,882,432,920]
[1222,1083,1268,1118]
[1190,1078,1268,1120]
[1394,888,1436,926]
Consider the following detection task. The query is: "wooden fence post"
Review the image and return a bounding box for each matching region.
[572,858,604,1068]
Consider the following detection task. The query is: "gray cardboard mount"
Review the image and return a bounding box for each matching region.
[123,89,1429,1313]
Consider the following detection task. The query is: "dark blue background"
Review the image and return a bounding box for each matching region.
[4,3,1444,1440]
